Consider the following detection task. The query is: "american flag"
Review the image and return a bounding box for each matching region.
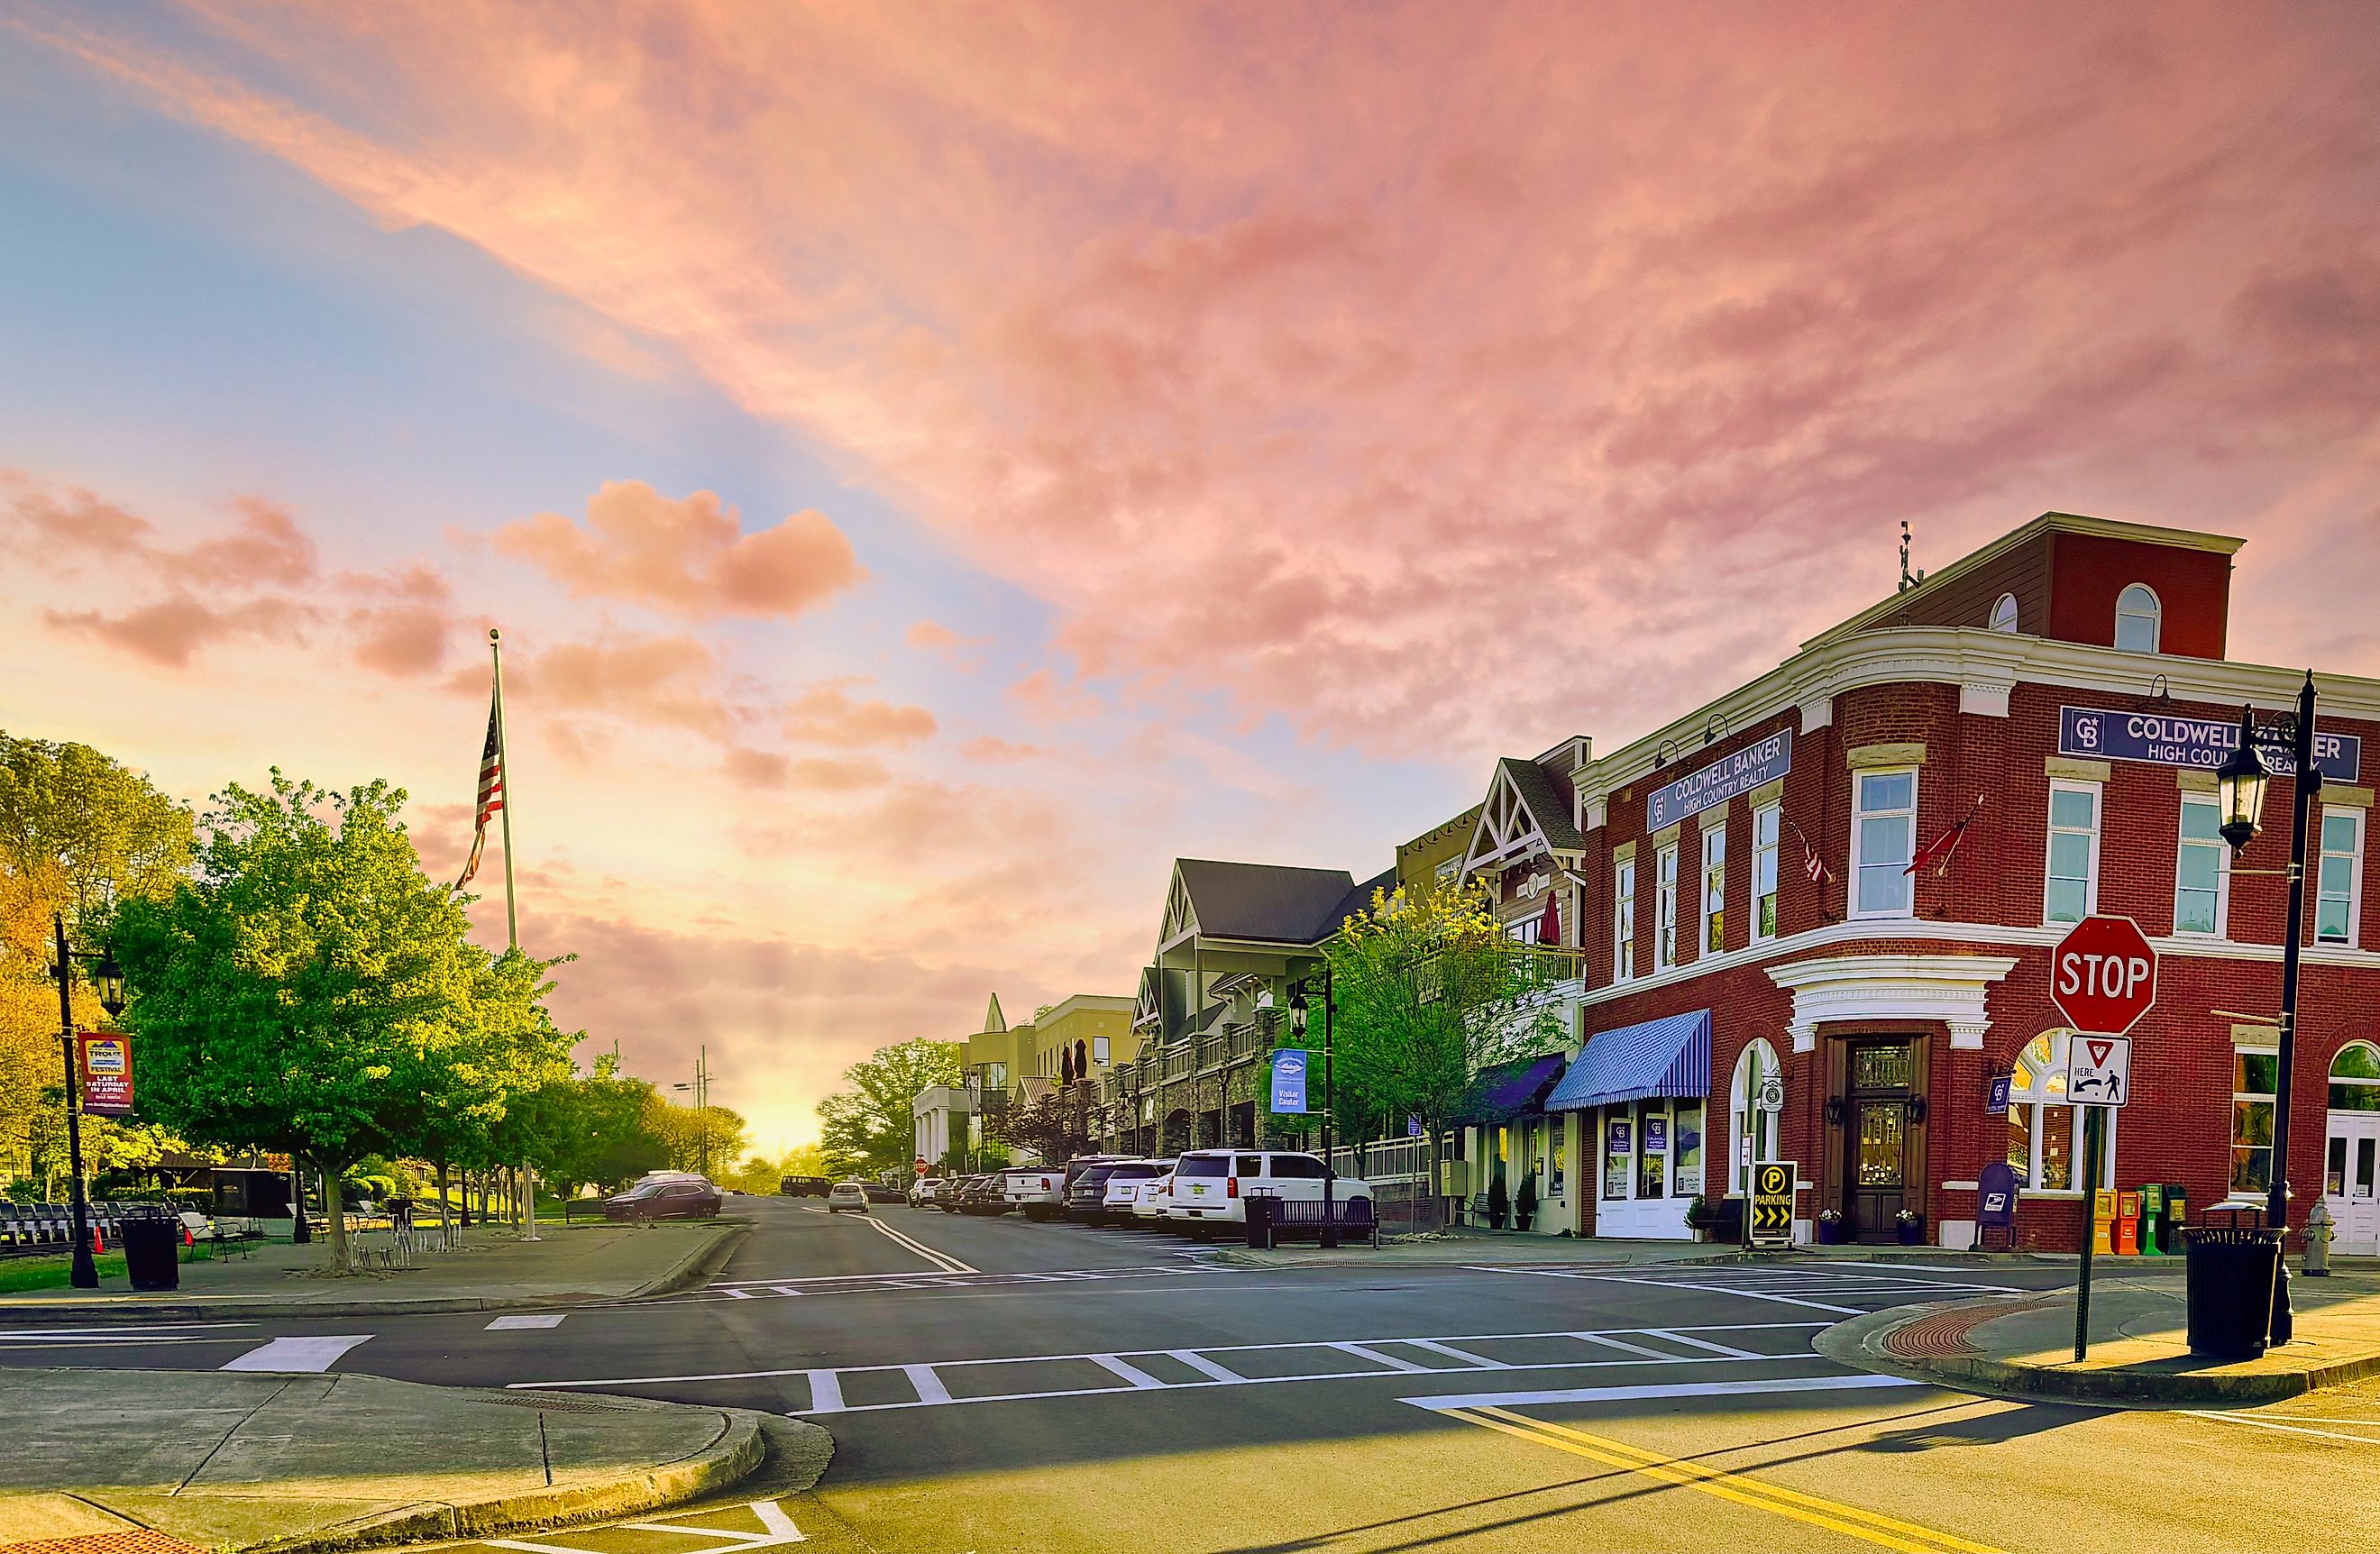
[454,699,504,891]
[1906,795,1986,878]
[1789,818,1835,885]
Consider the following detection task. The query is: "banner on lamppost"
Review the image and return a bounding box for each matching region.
[1270,1049,1309,1114]
[77,1030,133,1116]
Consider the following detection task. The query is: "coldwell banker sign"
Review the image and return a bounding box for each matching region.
[1645,727,1793,830]
[2059,705,2361,782]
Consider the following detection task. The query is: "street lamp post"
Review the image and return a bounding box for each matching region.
[1291,965,1339,1250]
[2214,671,2320,1347]
[50,914,126,1291]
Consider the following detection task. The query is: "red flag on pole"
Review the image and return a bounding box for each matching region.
[454,697,505,891]
[1907,796,1985,878]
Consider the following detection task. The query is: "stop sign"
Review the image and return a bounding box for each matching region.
[2049,915,2157,1034]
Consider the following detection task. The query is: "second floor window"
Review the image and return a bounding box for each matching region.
[1752,802,1780,942]
[2043,781,2101,925]
[2175,794,2229,937]
[1654,843,1679,970]
[1700,824,1726,955]
[2318,809,2365,946]
[1613,861,1636,983]
[2115,582,2162,653]
[1851,770,1917,918]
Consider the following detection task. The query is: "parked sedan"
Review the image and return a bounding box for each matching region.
[602,1176,723,1220]
[826,1181,871,1213]
[958,1175,1012,1215]
[1130,1172,1176,1224]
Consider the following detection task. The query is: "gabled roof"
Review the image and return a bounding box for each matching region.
[1172,858,1363,946]
[1460,756,1585,880]
[981,992,1007,1035]
[1326,867,1397,936]
[1501,758,1585,853]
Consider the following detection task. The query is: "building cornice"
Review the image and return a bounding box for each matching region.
[1582,626,2380,809]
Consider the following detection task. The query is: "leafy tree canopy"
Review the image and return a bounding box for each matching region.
[817,1037,963,1174]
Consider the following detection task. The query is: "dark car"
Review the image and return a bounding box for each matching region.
[863,1182,905,1204]
[780,1175,831,1198]
[603,1176,723,1220]
[937,1175,979,1213]
[1070,1159,1162,1224]
[958,1175,1011,1215]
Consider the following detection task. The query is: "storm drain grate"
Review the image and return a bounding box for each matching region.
[0,1531,209,1554]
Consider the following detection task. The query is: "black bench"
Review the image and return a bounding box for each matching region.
[1259,1196,1381,1248]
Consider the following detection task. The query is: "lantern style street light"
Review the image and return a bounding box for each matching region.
[2214,672,2320,1347]
[1289,968,1339,1249]
[50,915,128,1291]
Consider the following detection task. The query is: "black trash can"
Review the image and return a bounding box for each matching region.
[119,1208,179,1293]
[1244,1191,1278,1249]
[2183,1210,2280,1360]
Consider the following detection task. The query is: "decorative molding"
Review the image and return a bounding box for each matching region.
[1847,741,1927,770]
[2177,769,2218,792]
[1698,804,1729,833]
[1765,952,2020,1055]
[2230,1022,2279,1047]
[1748,777,1786,809]
[2324,784,2375,809]
[1798,694,1835,732]
[1583,796,1609,832]
[1941,1180,1981,1192]
[1613,839,1637,865]
[2045,756,2111,782]
[1648,822,1680,850]
[1960,681,2013,718]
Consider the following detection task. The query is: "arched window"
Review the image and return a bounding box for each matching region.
[1728,1038,1781,1195]
[2008,1030,2115,1191]
[2333,1042,2380,1112]
[1989,593,2019,633]
[2114,584,2162,653]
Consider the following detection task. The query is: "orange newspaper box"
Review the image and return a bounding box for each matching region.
[2114,1190,2141,1255]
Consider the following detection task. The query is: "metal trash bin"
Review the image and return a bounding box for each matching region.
[2184,1208,2280,1360]
[118,1204,180,1293]
[1244,1190,1279,1249]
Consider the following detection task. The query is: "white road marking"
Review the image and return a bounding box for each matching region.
[485,1314,566,1330]
[902,1363,952,1403]
[222,1334,372,1371]
[859,1214,976,1274]
[1089,1353,1167,1388]
[1566,1330,1680,1359]
[804,1368,843,1413]
[1167,1348,1245,1383]
[1644,1328,1759,1359]
[1398,1337,1507,1369]
[1332,1340,1429,1373]
[485,1499,805,1553]
[1402,1373,1928,1412]
[1471,1267,1867,1316]
[2186,1410,2380,1445]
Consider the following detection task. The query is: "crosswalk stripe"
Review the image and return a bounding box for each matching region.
[1397,1337,1505,1368]
[902,1364,952,1403]
[1642,1328,1758,1359]
[1332,1341,1430,1373]
[1166,1348,1245,1383]
[1089,1353,1167,1388]
[804,1368,843,1413]
[222,1334,371,1372]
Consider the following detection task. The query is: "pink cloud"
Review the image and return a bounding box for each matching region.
[490,480,863,622]
[44,593,312,667]
[502,633,737,740]
[959,735,1051,763]
[1006,668,1099,725]
[781,682,936,747]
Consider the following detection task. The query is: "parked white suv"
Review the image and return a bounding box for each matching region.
[1130,1170,1176,1222]
[1165,1149,1372,1229]
[999,1166,1065,1221]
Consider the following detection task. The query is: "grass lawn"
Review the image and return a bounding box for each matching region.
[0,1251,129,1293]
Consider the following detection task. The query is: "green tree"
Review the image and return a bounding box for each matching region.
[644,1093,749,1176]
[815,1037,963,1175]
[519,1067,672,1195]
[984,1086,1090,1165]
[112,772,566,1273]
[0,733,194,1193]
[1320,877,1563,1221]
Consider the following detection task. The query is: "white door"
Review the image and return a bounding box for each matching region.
[2325,1113,2380,1257]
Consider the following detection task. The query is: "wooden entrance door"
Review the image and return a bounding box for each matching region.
[1843,1040,1917,1243]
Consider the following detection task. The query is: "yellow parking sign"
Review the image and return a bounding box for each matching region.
[1751,1162,1795,1248]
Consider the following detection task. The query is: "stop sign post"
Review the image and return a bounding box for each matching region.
[2050,915,2157,1037]
[2048,914,2157,1365]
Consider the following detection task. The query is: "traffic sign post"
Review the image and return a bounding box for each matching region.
[2050,918,2156,1364]
[1749,1162,1795,1250]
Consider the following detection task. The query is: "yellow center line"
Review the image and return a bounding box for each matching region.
[1444,1405,2007,1554]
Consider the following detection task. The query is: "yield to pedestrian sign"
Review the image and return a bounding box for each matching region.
[1751,1162,1795,1248]
[2064,1035,2131,1107]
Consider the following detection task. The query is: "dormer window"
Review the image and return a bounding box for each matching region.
[1989,593,2019,633]
[2115,584,2161,653]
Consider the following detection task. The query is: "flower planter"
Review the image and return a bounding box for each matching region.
[1895,1218,1925,1246]
[1816,1218,1845,1245]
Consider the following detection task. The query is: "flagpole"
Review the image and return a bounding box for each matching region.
[489,627,518,953]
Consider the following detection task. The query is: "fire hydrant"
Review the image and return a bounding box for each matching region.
[2304,1199,2334,1277]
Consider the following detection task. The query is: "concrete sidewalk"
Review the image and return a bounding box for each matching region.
[1214,1227,2204,1270]
[0,1219,742,1322]
[0,1367,819,1554]
[1823,1264,2380,1404]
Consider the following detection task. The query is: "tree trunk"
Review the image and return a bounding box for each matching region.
[434,1160,453,1246]
[319,1160,352,1274]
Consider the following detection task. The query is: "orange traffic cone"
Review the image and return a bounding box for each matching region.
[183,1226,195,1248]
[92,1227,105,1254]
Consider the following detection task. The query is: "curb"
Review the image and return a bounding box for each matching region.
[238,1396,769,1554]
[0,1220,746,1327]
[1816,1298,2380,1407]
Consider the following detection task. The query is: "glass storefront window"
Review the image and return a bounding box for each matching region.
[1673,1102,1704,1196]
[2234,1049,2277,1194]
[1603,1111,1631,1201]
[1552,1122,1566,1199]
[1636,1101,1670,1200]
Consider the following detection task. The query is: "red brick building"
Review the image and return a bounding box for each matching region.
[1458,513,2380,1251]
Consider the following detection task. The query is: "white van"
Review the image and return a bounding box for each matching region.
[1164,1149,1372,1228]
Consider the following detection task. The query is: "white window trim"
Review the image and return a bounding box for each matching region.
[2317,806,2366,946]
[2008,1031,2117,1195]
[1729,1039,1780,1196]
[2042,778,2103,927]
[1654,842,1680,970]
[2174,791,2231,939]
[1612,861,1636,984]
[1849,766,1919,920]
[1699,824,1726,956]
[1989,592,2019,633]
[2115,582,2162,654]
[1751,801,1781,946]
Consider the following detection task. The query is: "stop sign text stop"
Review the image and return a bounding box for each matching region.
[2049,914,2158,1035]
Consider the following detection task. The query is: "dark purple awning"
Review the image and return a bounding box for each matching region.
[1460,1052,1568,1121]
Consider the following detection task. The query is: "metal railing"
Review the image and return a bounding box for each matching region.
[1327,1138,1430,1185]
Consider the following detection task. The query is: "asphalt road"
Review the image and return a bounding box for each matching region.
[9,1199,2378,1553]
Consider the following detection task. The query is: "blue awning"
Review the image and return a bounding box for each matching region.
[1546,1010,1712,1112]
[1453,1053,1568,1122]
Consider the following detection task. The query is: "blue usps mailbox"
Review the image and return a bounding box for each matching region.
[1976,1160,2019,1251]
[1271,1049,1309,1114]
